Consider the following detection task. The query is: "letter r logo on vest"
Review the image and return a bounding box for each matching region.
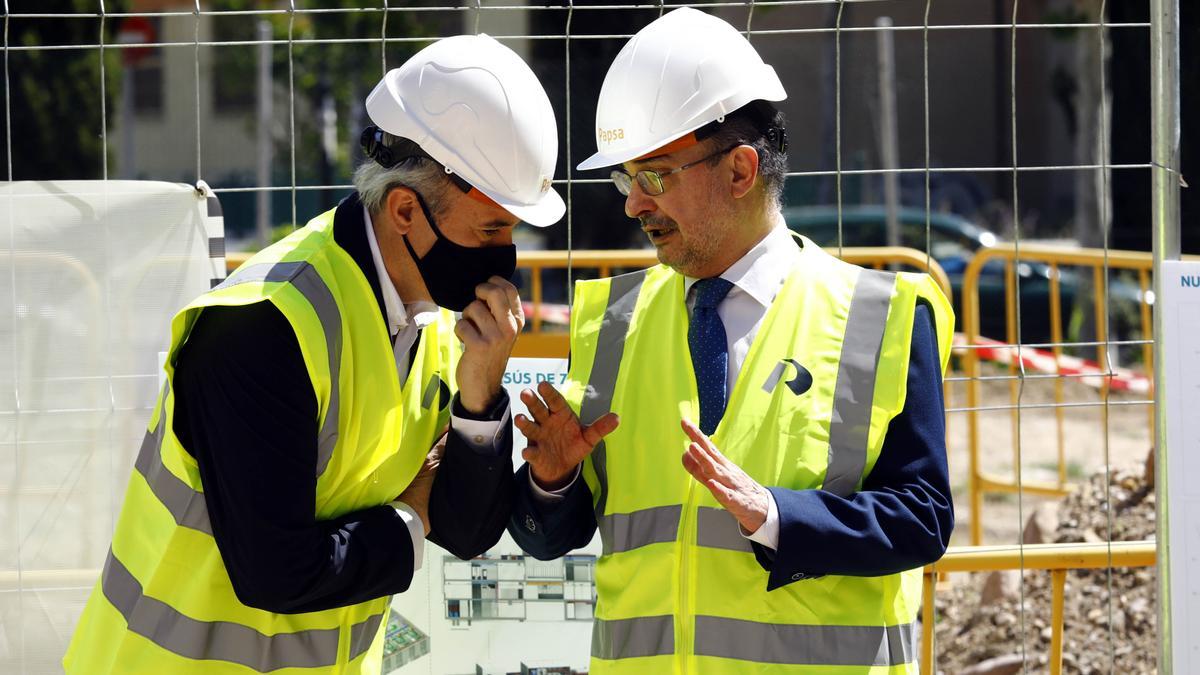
[762,358,813,396]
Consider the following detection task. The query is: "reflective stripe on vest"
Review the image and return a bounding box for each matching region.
[822,268,897,497]
[694,615,916,667]
[597,504,754,555]
[695,506,753,553]
[592,615,674,660]
[589,614,916,665]
[598,504,680,555]
[581,270,647,521]
[134,380,212,535]
[99,548,383,670]
[217,261,342,477]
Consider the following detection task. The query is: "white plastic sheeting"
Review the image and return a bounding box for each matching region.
[0,180,223,674]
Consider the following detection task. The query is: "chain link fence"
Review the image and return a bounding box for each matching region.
[2,1,1187,673]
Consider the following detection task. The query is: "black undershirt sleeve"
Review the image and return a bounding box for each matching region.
[173,302,417,614]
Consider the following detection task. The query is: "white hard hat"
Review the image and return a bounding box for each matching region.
[577,7,786,171]
[365,34,564,227]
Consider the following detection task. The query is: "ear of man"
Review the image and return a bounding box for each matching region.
[728,145,761,201]
[384,186,421,236]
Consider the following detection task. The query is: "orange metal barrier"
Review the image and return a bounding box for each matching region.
[920,541,1156,675]
[960,244,1198,545]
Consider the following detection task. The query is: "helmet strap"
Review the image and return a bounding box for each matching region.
[360,125,475,194]
[693,101,788,154]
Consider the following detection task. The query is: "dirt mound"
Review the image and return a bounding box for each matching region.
[932,459,1157,674]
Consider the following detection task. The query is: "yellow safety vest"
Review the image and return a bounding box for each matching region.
[564,235,953,675]
[64,207,459,674]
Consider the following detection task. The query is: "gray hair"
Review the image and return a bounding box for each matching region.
[352,158,452,219]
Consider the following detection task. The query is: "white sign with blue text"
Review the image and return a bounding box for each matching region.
[502,357,570,466]
[1162,260,1200,672]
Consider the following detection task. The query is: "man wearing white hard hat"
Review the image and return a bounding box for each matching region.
[509,8,955,673]
[66,34,562,674]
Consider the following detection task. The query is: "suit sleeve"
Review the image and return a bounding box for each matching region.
[173,302,419,614]
[427,392,516,559]
[507,463,598,560]
[751,303,954,591]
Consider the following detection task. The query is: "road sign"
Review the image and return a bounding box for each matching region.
[117,16,156,67]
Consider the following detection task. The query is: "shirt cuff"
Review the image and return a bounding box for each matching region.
[741,490,780,550]
[452,390,510,420]
[528,464,581,503]
[451,406,510,454]
[390,501,425,572]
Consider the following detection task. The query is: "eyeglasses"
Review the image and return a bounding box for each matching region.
[610,145,737,197]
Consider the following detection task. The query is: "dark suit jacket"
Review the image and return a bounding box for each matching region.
[173,194,512,614]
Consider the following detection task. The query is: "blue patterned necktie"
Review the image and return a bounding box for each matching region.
[689,277,735,436]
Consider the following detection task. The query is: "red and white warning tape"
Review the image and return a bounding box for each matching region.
[952,333,1151,394]
[521,301,571,327]
[518,304,1152,395]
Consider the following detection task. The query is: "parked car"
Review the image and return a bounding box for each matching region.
[783,206,1145,347]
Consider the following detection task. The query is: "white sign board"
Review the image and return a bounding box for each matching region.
[1162,260,1200,671]
[391,357,604,675]
[502,357,570,463]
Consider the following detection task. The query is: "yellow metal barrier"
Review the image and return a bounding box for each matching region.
[508,250,661,358]
[508,247,951,357]
[960,244,1198,545]
[920,541,1155,675]
[226,250,252,271]
[229,246,952,358]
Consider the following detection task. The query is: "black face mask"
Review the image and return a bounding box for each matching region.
[403,191,517,312]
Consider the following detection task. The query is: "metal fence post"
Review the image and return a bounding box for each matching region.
[1151,0,1181,671]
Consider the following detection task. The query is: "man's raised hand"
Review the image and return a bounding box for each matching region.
[515,381,619,491]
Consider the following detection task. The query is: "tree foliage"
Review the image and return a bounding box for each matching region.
[208,0,433,187]
[2,0,127,180]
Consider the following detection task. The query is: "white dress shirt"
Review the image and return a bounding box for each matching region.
[363,206,511,568]
[532,226,801,550]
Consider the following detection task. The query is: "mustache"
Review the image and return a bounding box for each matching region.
[639,216,677,231]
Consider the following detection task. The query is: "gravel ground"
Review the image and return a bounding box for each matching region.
[943,363,1154,547]
[930,460,1157,674]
